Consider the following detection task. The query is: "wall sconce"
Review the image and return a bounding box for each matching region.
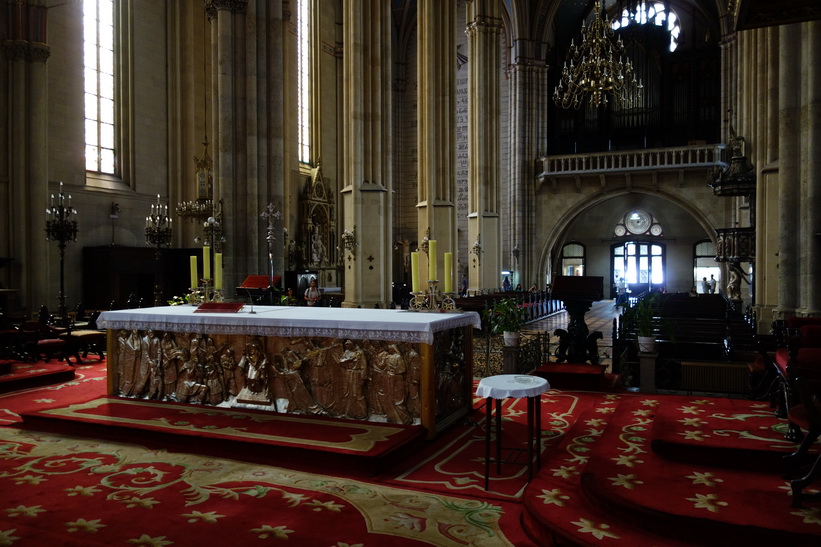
[512,245,520,262]
[341,226,357,260]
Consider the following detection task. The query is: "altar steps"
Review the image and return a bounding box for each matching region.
[0,360,75,394]
[19,396,427,475]
[522,395,821,546]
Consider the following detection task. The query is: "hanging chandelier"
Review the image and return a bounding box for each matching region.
[553,0,642,109]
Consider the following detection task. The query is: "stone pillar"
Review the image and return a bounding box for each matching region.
[776,25,801,318]
[638,351,657,393]
[4,3,50,316]
[340,0,393,308]
[802,21,821,316]
[509,61,548,288]
[417,0,456,290]
[466,0,502,292]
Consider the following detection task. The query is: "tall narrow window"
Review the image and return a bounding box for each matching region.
[297,0,311,164]
[84,0,116,174]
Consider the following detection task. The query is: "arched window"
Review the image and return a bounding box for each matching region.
[561,243,585,276]
[297,0,311,164]
[611,1,681,52]
[84,0,116,175]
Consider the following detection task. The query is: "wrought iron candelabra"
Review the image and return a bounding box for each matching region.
[45,181,78,325]
[410,280,457,312]
[145,194,173,306]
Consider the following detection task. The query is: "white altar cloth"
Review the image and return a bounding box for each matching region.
[98,306,482,345]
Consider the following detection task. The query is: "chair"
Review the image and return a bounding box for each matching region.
[20,321,80,364]
[784,374,821,508]
[771,319,821,441]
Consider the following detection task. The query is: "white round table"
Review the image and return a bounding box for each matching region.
[475,374,550,490]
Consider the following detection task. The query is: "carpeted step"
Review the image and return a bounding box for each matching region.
[579,396,821,546]
[522,404,693,546]
[21,396,425,461]
[0,361,75,394]
[649,396,815,469]
[533,362,607,391]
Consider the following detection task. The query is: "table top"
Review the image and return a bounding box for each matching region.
[475,374,550,399]
[98,305,481,345]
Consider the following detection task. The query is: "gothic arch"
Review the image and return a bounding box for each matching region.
[535,187,720,284]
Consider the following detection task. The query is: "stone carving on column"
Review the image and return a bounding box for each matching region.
[302,160,335,269]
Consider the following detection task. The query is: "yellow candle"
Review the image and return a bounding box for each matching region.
[203,245,211,280]
[214,253,223,290]
[189,256,198,288]
[444,252,453,293]
[411,251,420,292]
[428,240,437,281]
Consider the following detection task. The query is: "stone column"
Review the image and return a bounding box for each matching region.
[417,0,456,291]
[802,21,821,315]
[466,0,502,292]
[340,0,393,308]
[4,3,50,316]
[776,25,801,318]
[509,55,548,287]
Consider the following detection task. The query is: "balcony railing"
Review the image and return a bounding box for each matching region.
[537,144,728,179]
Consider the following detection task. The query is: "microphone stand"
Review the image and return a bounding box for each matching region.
[243,287,256,314]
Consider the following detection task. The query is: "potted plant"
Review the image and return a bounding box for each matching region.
[621,293,673,353]
[484,297,528,346]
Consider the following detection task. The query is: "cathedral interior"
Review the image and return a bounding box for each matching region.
[1,0,819,332]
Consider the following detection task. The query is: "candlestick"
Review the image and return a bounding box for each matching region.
[214,253,222,290]
[444,252,453,293]
[428,240,437,280]
[203,245,211,279]
[190,256,198,288]
[411,251,420,293]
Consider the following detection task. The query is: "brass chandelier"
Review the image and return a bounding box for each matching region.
[553,0,642,109]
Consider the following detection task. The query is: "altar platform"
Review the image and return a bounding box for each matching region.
[97,306,481,438]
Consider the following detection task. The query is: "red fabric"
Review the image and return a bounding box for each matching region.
[775,347,790,375]
[526,397,821,545]
[786,316,821,330]
[800,325,821,348]
[24,396,423,458]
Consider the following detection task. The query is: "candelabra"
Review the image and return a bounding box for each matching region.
[145,194,173,306]
[410,280,456,312]
[45,182,78,325]
[553,0,642,109]
[471,236,482,267]
[340,226,357,261]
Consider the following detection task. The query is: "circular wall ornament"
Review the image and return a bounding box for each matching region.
[626,210,651,234]
[650,224,663,236]
[615,225,627,236]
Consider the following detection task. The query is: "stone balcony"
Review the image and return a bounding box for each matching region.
[536,144,729,189]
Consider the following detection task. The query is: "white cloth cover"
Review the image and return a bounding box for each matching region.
[475,374,550,399]
[98,306,481,346]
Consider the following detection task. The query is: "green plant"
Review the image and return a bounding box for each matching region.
[621,293,658,336]
[167,295,189,306]
[621,293,676,341]
[483,297,528,334]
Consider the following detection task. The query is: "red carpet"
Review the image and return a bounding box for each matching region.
[0,426,528,546]
[650,396,815,468]
[23,396,423,458]
[378,389,638,501]
[523,394,821,546]
[0,360,107,425]
[0,360,75,394]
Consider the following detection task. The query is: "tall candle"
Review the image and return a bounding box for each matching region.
[203,245,211,280]
[411,251,420,292]
[428,240,437,281]
[189,255,198,288]
[444,252,453,293]
[214,253,223,290]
